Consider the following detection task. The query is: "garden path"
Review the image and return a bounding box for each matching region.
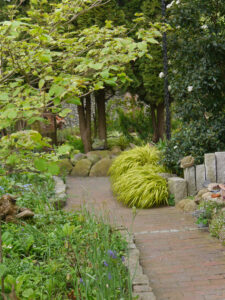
[66,177,225,300]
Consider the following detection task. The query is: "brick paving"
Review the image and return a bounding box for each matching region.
[66,177,225,300]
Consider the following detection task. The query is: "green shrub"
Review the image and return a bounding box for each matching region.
[111,166,168,208]
[162,118,225,175]
[109,145,164,181]
[117,108,153,142]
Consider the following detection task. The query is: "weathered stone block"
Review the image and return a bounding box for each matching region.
[168,177,187,203]
[196,164,206,191]
[215,152,225,183]
[184,166,196,196]
[205,153,216,182]
[89,158,113,177]
[133,292,156,300]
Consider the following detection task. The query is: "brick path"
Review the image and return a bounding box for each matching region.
[66,177,225,300]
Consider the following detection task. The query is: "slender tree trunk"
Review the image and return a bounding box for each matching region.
[93,100,98,139]
[96,90,107,147]
[157,102,165,140]
[77,96,92,153]
[151,104,159,143]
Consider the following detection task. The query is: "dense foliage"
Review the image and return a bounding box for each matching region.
[0,174,131,299]
[163,0,225,172]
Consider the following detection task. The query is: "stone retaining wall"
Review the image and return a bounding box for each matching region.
[184,152,225,196]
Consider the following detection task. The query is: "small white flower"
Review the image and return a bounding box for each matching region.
[168,85,171,91]
[176,0,180,4]
[176,25,181,29]
[166,1,174,9]
[172,70,178,74]
[187,86,193,92]
[159,72,165,78]
[201,25,208,30]
[168,60,171,65]
[174,145,178,149]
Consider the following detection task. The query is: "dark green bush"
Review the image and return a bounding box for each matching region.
[162,117,225,175]
[118,108,153,142]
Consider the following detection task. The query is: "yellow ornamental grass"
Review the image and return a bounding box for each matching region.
[108,145,163,182]
[111,166,168,208]
[109,145,169,208]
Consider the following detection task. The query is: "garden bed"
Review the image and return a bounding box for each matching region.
[0,174,131,299]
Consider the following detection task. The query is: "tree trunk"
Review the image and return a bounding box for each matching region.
[151,104,159,143]
[96,90,107,147]
[77,96,92,153]
[157,102,165,140]
[150,103,165,143]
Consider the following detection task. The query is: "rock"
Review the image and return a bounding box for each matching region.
[71,159,92,177]
[215,152,225,183]
[180,156,195,168]
[176,198,192,210]
[194,188,208,204]
[50,197,67,209]
[196,164,206,191]
[197,188,209,198]
[89,158,113,177]
[205,153,216,182]
[133,292,156,300]
[202,192,213,201]
[58,158,73,176]
[184,166,196,196]
[129,143,136,149]
[176,199,196,212]
[87,150,111,159]
[207,183,220,192]
[92,139,105,150]
[86,153,100,165]
[183,201,197,212]
[158,173,177,180]
[16,209,34,219]
[71,153,86,165]
[168,177,187,203]
[111,146,122,155]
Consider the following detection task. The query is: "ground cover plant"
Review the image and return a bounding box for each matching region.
[0,174,131,299]
[109,145,168,208]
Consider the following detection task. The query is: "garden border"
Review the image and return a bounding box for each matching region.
[120,229,156,300]
[53,176,156,299]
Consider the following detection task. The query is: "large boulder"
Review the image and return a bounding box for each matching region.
[71,159,92,177]
[86,153,101,165]
[89,158,113,177]
[58,158,73,176]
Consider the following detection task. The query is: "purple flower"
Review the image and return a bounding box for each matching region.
[121,256,125,262]
[107,250,117,259]
[108,273,112,280]
[80,278,84,285]
[0,186,4,191]
[103,261,108,267]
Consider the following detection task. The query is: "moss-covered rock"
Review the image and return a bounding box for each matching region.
[86,153,101,164]
[58,159,73,176]
[87,150,111,159]
[71,159,92,177]
[71,153,86,165]
[89,158,113,177]
[111,146,122,156]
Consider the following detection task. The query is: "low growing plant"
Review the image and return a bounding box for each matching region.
[109,145,164,181]
[111,166,168,208]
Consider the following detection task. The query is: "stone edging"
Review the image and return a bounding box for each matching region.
[120,229,156,300]
[52,176,67,208]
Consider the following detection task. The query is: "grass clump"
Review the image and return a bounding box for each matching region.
[109,145,168,208]
[112,166,168,208]
[109,145,163,181]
